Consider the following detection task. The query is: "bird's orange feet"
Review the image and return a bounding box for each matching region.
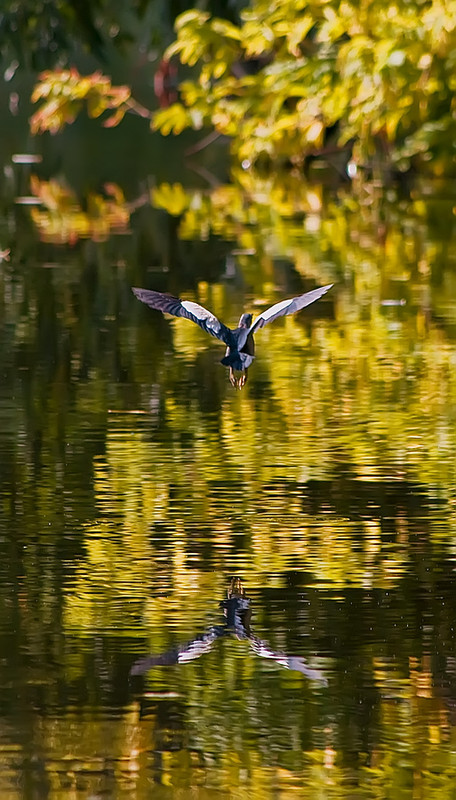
[229,368,248,389]
[238,370,248,389]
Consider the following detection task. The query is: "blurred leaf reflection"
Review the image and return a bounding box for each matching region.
[2,165,456,796]
[29,176,131,243]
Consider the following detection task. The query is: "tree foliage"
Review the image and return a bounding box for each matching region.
[152,0,456,171]
[30,69,137,134]
[28,0,456,173]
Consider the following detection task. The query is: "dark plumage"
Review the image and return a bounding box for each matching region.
[132,284,333,388]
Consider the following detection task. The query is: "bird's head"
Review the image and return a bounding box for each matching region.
[238,312,252,328]
[227,576,245,598]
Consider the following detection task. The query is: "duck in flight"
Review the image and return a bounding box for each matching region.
[132,283,333,388]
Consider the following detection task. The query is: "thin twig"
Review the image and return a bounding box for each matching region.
[184,130,223,156]
[185,161,222,188]
[126,98,153,120]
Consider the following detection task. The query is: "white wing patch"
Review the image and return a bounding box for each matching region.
[177,629,220,663]
[181,300,221,333]
[258,297,293,321]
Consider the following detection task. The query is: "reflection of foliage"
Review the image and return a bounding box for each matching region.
[150,171,327,262]
[30,68,151,134]
[151,182,191,216]
[146,170,455,295]
[30,175,130,242]
[153,2,456,171]
[3,175,456,795]
[57,412,456,790]
[2,708,456,798]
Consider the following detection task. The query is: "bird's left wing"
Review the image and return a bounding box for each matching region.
[130,626,225,676]
[249,283,333,334]
[132,287,234,345]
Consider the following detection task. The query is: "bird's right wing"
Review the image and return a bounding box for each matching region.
[249,284,333,334]
[132,288,234,345]
[248,635,328,684]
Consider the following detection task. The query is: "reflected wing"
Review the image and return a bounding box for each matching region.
[248,636,328,684]
[132,287,233,345]
[249,284,333,334]
[130,626,225,676]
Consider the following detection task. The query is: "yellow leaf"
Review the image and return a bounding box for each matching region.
[211,19,242,40]
[174,10,210,30]
[151,183,190,215]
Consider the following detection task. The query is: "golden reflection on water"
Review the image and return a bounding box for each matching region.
[2,176,456,797]
[60,265,456,638]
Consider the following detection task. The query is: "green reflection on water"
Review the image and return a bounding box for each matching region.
[1,152,456,796]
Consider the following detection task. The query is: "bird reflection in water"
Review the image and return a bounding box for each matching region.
[132,284,333,389]
[130,577,327,684]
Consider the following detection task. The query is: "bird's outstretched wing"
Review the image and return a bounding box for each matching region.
[132,288,234,346]
[248,635,328,684]
[249,283,333,334]
[130,626,225,676]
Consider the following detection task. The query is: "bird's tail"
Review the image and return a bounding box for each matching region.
[220,352,254,370]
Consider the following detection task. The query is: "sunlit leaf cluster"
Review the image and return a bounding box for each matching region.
[152,0,456,171]
[30,68,139,134]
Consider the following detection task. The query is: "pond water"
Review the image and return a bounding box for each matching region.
[1,116,456,798]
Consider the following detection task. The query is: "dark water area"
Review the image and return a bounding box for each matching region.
[1,110,456,798]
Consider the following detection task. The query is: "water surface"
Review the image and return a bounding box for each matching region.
[0,130,456,797]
